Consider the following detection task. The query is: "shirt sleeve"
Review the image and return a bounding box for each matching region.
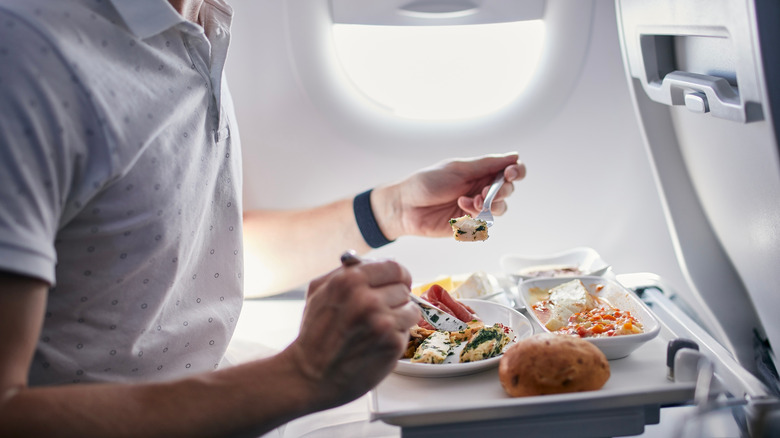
[0,9,98,285]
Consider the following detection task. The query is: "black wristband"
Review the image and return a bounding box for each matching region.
[354,189,394,248]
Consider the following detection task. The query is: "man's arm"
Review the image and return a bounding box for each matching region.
[243,153,526,296]
[0,272,305,437]
[0,259,418,437]
[243,198,368,297]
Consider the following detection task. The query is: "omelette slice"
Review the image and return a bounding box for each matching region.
[459,323,514,363]
[410,330,453,364]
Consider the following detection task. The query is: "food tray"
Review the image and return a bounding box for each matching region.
[369,314,695,437]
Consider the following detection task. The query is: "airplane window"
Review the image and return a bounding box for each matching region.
[332,21,545,120]
[275,0,592,146]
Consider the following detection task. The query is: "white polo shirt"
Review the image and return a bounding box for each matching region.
[0,0,244,384]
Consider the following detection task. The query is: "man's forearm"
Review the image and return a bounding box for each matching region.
[0,352,315,438]
[242,197,374,296]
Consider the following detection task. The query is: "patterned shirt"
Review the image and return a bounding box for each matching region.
[0,0,244,385]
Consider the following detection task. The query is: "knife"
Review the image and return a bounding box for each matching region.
[340,250,469,332]
[408,293,469,332]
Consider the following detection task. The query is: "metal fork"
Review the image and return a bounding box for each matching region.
[340,250,468,332]
[408,293,468,332]
[474,172,505,227]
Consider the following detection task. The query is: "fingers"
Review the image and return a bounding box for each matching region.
[504,161,527,182]
[385,294,420,330]
[306,268,336,298]
[308,253,410,297]
[468,159,525,214]
[459,152,520,176]
[292,255,418,405]
[482,178,515,201]
[456,196,478,216]
[342,259,412,310]
[456,173,516,216]
[345,258,412,289]
[463,197,509,216]
[308,254,413,317]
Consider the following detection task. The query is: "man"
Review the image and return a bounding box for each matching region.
[0,0,526,436]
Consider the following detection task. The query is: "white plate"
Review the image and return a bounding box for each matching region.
[500,247,610,282]
[394,300,534,378]
[518,276,661,359]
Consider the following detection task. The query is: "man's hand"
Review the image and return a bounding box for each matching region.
[371,152,526,240]
[0,263,416,437]
[282,257,418,411]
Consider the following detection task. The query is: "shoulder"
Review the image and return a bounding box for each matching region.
[0,2,90,98]
[0,0,125,158]
[0,2,98,140]
[0,2,116,222]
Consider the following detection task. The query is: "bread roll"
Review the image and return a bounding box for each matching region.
[498,333,610,397]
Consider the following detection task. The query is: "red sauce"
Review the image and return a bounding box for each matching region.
[557,306,643,338]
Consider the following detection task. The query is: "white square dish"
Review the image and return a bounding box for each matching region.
[500,247,611,282]
[518,276,661,359]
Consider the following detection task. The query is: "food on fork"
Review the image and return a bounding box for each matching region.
[499,333,610,397]
[449,215,488,242]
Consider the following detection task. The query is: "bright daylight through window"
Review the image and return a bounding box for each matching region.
[332,20,545,120]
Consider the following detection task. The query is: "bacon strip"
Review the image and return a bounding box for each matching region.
[417,284,478,329]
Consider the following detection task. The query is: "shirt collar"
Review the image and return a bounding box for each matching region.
[109,0,193,39]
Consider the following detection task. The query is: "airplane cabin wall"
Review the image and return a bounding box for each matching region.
[225,0,691,298]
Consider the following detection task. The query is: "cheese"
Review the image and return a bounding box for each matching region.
[411,276,456,297]
[449,215,488,242]
[411,330,453,364]
[544,280,598,332]
[450,271,496,299]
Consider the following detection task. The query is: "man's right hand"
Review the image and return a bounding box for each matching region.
[0,260,419,437]
[282,257,419,411]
